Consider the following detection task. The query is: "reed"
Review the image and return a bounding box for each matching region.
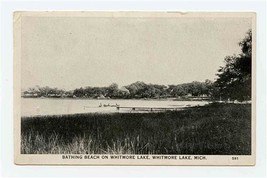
[21,103,251,155]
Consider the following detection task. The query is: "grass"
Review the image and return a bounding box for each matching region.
[21,103,251,155]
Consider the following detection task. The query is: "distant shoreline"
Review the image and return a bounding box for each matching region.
[21,97,211,101]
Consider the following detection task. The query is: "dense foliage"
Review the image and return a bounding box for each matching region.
[22,80,214,99]
[214,29,252,101]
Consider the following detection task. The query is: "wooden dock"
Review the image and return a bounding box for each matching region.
[82,105,183,112]
[116,106,181,112]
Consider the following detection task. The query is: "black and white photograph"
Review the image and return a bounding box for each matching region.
[14,12,256,165]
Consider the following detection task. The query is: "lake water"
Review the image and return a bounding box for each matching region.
[21,98,209,117]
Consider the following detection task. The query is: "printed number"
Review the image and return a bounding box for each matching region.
[232,157,239,160]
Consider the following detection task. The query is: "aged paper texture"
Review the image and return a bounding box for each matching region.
[14,11,256,165]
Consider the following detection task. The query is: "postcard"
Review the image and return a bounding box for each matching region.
[14,11,256,165]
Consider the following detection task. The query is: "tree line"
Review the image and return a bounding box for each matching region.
[22,29,252,101]
[22,80,214,99]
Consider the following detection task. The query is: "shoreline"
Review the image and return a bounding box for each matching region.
[21,102,251,118]
[21,103,251,155]
[21,97,212,102]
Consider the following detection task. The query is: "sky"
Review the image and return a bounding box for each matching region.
[21,15,252,90]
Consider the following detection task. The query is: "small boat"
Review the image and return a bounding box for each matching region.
[103,104,110,107]
[102,103,119,107]
[110,103,120,107]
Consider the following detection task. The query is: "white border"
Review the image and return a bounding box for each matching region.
[13,11,256,166]
[1,0,266,178]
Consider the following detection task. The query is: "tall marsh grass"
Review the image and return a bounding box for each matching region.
[21,103,251,155]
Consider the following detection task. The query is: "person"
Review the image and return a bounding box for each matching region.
[99,103,102,107]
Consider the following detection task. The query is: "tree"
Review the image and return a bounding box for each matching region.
[107,83,119,98]
[171,85,187,97]
[73,87,85,97]
[214,29,252,101]
[204,79,214,97]
[125,81,146,98]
